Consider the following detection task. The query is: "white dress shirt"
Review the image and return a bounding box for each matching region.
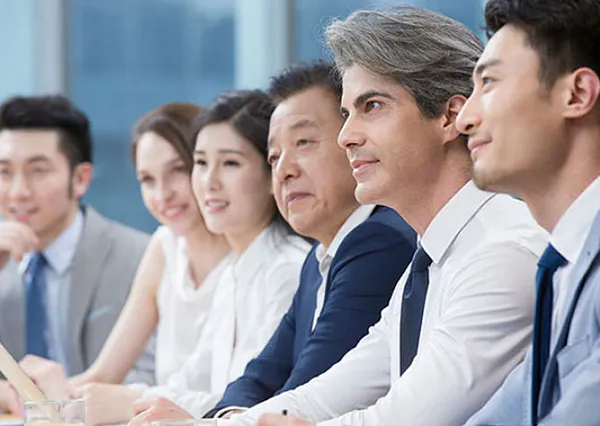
[550,175,600,344]
[145,223,310,417]
[19,209,84,373]
[229,182,548,426]
[154,226,231,385]
[312,205,376,329]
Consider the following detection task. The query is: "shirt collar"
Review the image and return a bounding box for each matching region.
[315,204,376,268]
[420,181,496,265]
[20,209,85,276]
[551,175,600,264]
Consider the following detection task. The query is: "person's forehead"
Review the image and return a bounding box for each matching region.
[0,130,62,159]
[341,66,401,103]
[480,25,533,65]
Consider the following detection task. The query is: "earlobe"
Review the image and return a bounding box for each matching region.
[72,163,94,199]
[564,68,600,119]
[442,95,467,142]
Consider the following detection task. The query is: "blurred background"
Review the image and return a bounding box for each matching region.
[0,0,485,232]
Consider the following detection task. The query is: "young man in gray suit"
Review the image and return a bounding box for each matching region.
[0,95,152,409]
[456,0,600,424]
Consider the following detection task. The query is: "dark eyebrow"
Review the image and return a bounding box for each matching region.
[474,59,502,78]
[353,90,395,110]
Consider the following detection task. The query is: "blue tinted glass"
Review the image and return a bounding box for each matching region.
[67,0,235,232]
[294,0,484,61]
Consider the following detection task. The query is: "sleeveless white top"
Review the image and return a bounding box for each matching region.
[154,226,229,385]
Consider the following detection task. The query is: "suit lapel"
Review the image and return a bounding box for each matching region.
[539,210,600,415]
[67,207,112,373]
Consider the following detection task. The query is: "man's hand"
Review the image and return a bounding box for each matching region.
[258,414,314,426]
[19,355,71,400]
[0,380,23,417]
[0,221,38,268]
[73,383,142,426]
[128,397,194,426]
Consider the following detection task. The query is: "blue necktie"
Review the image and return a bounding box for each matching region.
[25,252,49,358]
[531,244,566,425]
[400,247,433,375]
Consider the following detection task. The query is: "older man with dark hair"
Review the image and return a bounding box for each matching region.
[228,6,548,426]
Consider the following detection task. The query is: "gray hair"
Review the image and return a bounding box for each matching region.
[325,5,484,118]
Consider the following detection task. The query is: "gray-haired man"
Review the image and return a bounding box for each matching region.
[226,6,548,426]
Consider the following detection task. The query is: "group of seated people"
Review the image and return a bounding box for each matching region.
[0,1,599,425]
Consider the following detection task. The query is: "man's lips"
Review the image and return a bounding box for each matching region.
[467,138,491,155]
[350,158,378,171]
[286,192,311,204]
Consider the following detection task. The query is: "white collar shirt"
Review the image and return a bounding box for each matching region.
[230,181,548,426]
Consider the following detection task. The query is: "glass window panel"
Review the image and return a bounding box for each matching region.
[294,0,484,62]
[67,0,235,232]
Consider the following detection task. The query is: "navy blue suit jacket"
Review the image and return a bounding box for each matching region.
[207,206,415,415]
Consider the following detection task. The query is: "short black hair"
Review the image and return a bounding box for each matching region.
[268,60,342,104]
[0,95,93,168]
[485,0,600,88]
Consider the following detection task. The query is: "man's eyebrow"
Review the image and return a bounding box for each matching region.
[353,90,395,109]
[290,118,318,131]
[473,59,502,78]
[268,119,319,148]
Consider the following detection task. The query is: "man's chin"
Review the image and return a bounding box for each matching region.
[355,184,380,206]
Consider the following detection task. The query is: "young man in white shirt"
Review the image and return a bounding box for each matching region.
[456,0,600,425]
[226,6,548,426]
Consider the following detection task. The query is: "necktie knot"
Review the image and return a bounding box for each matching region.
[537,244,567,274]
[411,247,432,272]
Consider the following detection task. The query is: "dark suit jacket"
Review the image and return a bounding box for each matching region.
[0,206,154,383]
[208,206,415,415]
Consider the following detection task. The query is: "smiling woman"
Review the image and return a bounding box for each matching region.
[131,90,310,418]
[23,102,235,426]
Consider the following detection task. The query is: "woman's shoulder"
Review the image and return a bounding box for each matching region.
[266,225,311,265]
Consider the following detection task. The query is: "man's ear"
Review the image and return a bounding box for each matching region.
[563,68,600,119]
[441,95,467,144]
[71,162,93,199]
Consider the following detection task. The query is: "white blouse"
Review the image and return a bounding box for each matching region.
[145,223,311,416]
[154,226,230,385]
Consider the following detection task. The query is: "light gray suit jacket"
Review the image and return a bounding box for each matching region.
[0,206,155,384]
[465,208,600,426]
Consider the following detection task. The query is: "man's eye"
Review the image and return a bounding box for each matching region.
[364,100,381,113]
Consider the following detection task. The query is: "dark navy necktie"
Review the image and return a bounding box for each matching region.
[400,247,433,375]
[25,252,49,358]
[531,244,566,425]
